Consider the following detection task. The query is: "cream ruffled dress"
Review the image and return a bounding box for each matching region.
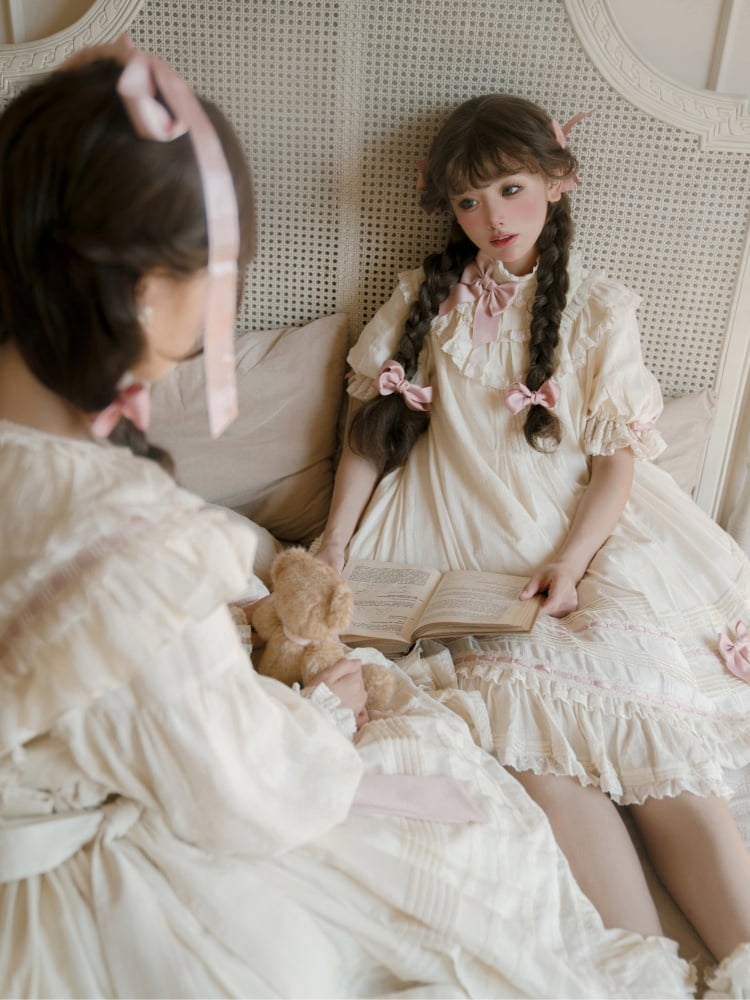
[346,255,750,805]
[0,422,695,997]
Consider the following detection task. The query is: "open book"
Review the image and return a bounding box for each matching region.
[341,558,543,655]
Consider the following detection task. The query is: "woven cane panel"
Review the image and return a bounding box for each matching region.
[63,1,750,394]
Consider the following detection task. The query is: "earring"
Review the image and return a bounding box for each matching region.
[137,304,154,329]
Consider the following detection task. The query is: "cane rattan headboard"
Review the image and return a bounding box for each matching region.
[2,0,749,525]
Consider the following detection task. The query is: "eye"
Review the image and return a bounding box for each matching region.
[501,183,522,197]
[454,196,478,212]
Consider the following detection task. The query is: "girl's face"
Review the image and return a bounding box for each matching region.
[450,169,561,276]
[132,268,210,382]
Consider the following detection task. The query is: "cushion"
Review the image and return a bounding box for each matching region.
[149,314,349,545]
[219,506,280,589]
[654,389,716,495]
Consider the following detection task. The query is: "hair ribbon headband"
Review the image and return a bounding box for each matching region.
[117,49,240,438]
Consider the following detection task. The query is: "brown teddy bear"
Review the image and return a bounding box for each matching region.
[251,547,395,715]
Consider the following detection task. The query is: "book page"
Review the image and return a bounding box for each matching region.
[342,559,442,642]
[415,569,540,635]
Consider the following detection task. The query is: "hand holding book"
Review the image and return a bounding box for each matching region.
[341,559,543,655]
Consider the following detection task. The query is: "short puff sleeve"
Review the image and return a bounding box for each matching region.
[578,278,666,461]
[347,269,432,401]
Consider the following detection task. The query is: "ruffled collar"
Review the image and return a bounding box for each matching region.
[476,251,539,288]
[477,249,584,294]
[432,250,592,390]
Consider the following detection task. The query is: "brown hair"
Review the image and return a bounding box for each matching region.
[350,93,577,472]
[0,57,255,463]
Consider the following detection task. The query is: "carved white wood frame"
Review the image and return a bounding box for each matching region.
[0,0,145,97]
[564,0,750,524]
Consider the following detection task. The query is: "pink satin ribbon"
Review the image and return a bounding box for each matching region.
[351,773,487,824]
[550,109,596,192]
[630,421,656,435]
[439,254,518,349]
[90,382,151,438]
[281,626,312,647]
[719,621,750,683]
[505,379,560,415]
[117,48,240,438]
[374,361,432,412]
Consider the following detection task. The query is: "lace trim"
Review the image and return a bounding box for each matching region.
[434,311,534,391]
[704,942,750,997]
[300,681,357,739]
[584,415,667,460]
[453,652,749,804]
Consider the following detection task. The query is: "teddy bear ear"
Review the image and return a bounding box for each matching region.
[270,546,306,585]
[326,581,354,629]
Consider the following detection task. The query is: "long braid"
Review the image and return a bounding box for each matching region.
[349,227,474,474]
[523,196,573,451]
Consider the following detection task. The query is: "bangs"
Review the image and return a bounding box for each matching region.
[442,142,540,197]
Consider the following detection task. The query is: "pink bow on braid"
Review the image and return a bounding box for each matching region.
[117,46,241,438]
[719,621,750,683]
[91,382,151,438]
[439,253,519,349]
[550,109,596,192]
[505,379,560,415]
[374,361,432,412]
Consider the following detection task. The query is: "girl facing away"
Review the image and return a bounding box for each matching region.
[0,46,698,999]
[317,93,750,992]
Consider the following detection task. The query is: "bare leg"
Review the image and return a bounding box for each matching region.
[507,768,663,936]
[630,792,750,961]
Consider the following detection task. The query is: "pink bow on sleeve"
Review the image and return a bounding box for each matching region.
[91,382,151,438]
[505,379,560,415]
[719,621,750,683]
[374,361,432,412]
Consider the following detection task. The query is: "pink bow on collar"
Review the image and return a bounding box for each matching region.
[374,361,432,412]
[505,379,560,415]
[439,254,518,349]
[719,621,750,683]
[117,47,240,439]
[91,382,151,438]
[550,109,596,192]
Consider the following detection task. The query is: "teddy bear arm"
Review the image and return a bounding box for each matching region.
[249,598,278,642]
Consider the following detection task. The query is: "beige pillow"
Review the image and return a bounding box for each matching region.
[149,314,349,545]
[654,389,716,495]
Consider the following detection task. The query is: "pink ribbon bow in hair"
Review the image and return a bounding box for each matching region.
[439,254,519,349]
[374,361,432,412]
[117,46,241,439]
[91,382,151,438]
[718,621,750,683]
[505,379,560,415]
[549,109,596,192]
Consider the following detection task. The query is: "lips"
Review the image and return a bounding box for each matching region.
[490,233,516,247]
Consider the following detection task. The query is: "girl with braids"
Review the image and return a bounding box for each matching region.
[0,54,699,999]
[317,93,750,990]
